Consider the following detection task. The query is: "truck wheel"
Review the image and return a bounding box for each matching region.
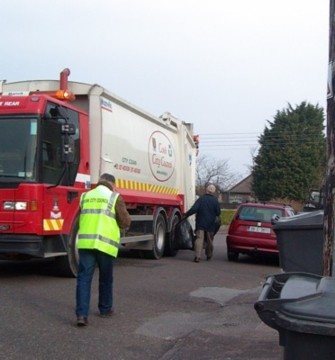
[146,213,166,259]
[164,214,180,257]
[55,217,79,277]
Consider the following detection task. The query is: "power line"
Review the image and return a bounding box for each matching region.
[200,132,325,138]
[199,131,325,148]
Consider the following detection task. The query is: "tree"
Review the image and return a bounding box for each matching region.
[196,154,240,194]
[252,102,326,202]
[324,0,335,276]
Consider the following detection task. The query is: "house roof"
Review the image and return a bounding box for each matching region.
[227,174,252,193]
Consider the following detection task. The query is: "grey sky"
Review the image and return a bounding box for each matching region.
[1,0,329,176]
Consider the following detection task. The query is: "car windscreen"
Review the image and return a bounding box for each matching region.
[238,206,284,222]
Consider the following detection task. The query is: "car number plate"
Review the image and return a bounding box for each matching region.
[249,226,271,234]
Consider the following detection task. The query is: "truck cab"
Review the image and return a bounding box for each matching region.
[0,91,89,276]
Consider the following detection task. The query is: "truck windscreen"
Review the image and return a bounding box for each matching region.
[0,117,37,180]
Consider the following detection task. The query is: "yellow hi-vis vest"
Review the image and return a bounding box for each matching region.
[77,185,120,257]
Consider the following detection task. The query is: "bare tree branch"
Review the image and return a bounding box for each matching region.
[196,154,241,194]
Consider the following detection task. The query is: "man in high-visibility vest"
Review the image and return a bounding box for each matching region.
[76,173,131,326]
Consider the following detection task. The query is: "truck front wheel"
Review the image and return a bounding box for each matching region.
[55,217,79,277]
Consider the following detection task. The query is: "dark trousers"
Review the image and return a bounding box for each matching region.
[76,249,115,318]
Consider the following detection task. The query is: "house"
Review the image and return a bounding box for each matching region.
[221,174,306,212]
[221,174,255,208]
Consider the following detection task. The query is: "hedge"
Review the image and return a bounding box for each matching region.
[220,209,236,225]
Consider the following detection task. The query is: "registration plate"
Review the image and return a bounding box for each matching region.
[249,226,271,234]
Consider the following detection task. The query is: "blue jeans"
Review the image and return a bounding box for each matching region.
[76,249,115,318]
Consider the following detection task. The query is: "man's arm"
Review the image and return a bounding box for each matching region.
[184,198,200,218]
[115,195,132,229]
[216,201,221,216]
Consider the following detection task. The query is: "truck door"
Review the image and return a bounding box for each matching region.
[41,103,81,234]
[43,185,79,235]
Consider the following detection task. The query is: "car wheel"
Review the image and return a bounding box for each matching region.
[227,250,239,261]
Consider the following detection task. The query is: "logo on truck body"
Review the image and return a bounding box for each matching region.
[148,131,175,182]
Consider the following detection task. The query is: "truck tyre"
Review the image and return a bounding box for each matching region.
[164,214,180,257]
[146,213,166,259]
[55,217,79,277]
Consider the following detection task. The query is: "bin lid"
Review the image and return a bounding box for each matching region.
[280,274,321,299]
[272,210,323,230]
[276,277,335,335]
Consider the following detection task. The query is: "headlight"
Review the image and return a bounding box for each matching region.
[15,202,28,210]
[3,201,28,211]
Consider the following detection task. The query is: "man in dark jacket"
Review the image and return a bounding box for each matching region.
[184,184,221,262]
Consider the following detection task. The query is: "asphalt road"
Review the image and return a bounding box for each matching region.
[0,230,283,360]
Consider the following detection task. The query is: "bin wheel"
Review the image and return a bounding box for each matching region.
[227,250,239,261]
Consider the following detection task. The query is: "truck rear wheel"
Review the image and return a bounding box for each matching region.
[55,217,79,277]
[145,213,166,259]
[164,214,180,257]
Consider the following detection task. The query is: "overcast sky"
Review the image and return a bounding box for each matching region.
[1,0,329,177]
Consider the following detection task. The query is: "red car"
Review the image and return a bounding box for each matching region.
[226,202,295,261]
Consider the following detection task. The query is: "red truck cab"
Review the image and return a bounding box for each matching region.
[0,86,89,276]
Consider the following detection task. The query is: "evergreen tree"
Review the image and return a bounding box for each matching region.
[252,102,326,202]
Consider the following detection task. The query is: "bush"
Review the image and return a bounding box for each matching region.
[220,209,236,225]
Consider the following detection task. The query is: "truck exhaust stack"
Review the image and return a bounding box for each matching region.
[60,68,71,90]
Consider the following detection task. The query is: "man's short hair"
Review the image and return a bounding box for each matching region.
[99,173,115,183]
[206,184,216,194]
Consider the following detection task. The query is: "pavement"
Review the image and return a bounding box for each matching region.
[156,286,283,360]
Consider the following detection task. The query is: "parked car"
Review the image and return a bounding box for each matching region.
[226,202,295,261]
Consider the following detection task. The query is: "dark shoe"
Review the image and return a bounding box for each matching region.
[193,257,200,263]
[99,309,114,318]
[77,316,88,327]
[207,255,212,261]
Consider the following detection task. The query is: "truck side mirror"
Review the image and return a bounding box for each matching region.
[61,123,76,163]
[61,136,75,163]
[61,123,76,135]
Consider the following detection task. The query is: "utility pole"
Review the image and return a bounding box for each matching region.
[324,0,335,276]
